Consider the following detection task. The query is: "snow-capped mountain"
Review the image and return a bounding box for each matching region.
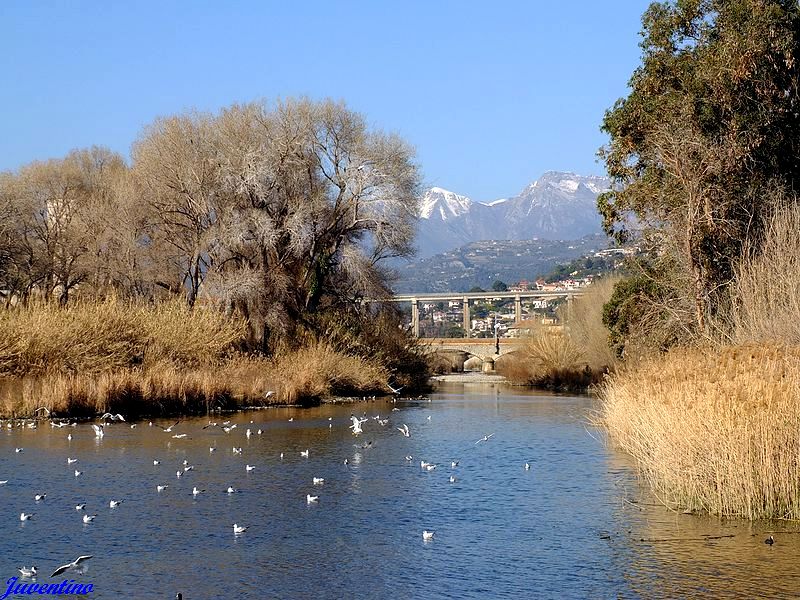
[414,171,610,257]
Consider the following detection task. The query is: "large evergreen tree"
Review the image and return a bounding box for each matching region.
[600,0,800,337]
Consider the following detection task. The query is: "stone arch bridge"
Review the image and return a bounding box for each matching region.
[420,338,526,373]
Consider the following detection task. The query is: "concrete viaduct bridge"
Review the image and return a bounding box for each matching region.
[386,290,583,372]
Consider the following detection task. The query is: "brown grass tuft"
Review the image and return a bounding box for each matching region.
[599,344,800,519]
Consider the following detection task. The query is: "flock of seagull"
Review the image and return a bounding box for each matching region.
[3,396,523,585]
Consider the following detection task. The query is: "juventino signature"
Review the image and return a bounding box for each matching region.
[1,578,93,598]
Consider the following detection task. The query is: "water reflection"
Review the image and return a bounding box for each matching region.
[0,383,797,598]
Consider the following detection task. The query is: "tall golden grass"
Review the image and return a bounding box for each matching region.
[498,278,618,389]
[0,301,392,417]
[600,345,800,519]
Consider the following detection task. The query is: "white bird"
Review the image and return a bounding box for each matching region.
[92,424,104,438]
[280,452,284,460]
[422,530,435,540]
[427,415,432,421]
[74,504,85,511]
[176,470,183,478]
[18,566,37,578]
[153,460,160,465]
[15,447,23,453]
[67,458,78,464]
[109,499,123,508]
[100,413,125,422]
[306,494,319,504]
[172,433,187,439]
[451,460,460,468]
[424,464,437,471]
[246,429,252,438]
[349,415,365,435]
[20,512,33,521]
[67,434,72,441]
[74,470,82,477]
[300,449,309,458]
[257,429,263,435]
[82,514,96,524]
[226,486,236,494]
[397,424,410,437]
[34,494,46,501]
[232,447,242,454]
[233,523,247,534]
[183,465,194,472]
[377,419,389,426]
[525,462,531,471]
[288,418,294,422]
[264,390,275,399]
[130,424,136,429]
[449,475,456,483]
[160,421,180,433]
[475,433,495,444]
[405,455,413,461]
[387,383,403,395]
[157,485,168,492]
[312,477,324,485]
[192,487,204,497]
[0,480,7,485]
[209,447,217,453]
[245,465,255,472]
[51,555,92,577]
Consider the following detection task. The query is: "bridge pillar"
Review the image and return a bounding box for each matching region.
[462,297,470,338]
[481,357,496,373]
[411,298,420,338]
[514,294,522,323]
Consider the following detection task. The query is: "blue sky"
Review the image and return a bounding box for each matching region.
[1,1,651,202]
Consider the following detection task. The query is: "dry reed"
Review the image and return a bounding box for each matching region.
[0,301,392,417]
[599,345,800,519]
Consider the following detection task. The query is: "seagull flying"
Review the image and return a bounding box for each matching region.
[475,433,495,444]
[387,383,403,395]
[160,421,181,433]
[349,414,366,435]
[100,413,125,422]
[91,424,104,438]
[397,424,410,438]
[51,555,92,577]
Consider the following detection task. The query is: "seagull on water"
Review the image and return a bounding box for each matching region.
[306,494,319,504]
[246,429,252,438]
[67,434,72,441]
[75,504,85,511]
[313,477,324,485]
[245,465,255,472]
[765,535,775,545]
[172,434,187,439]
[92,424,104,438]
[405,455,413,461]
[233,447,243,454]
[226,487,237,494]
[34,494,46,502]
[397,424,410,437]
[153,460,160,465]
[449,475,456,483]
[157,485,168,492]
[67,457,78,464]
[82,514,96,524]
[422,530,435,540]
[451,460,460,468]
[0,480,7,485]
[233,523,247,534]
[18,566,37,578]
[209,447,217,453]
[176,470,183,478]
[525,463,531,471]
[192,487,205,497]
[109,499,123,508]
[74,469,82,477]
[300,449,309,458]
[183,465,194,472]
[51,555,92,577]
[20,512,33,521]
[349,414,367,435]
[15,447,23,453]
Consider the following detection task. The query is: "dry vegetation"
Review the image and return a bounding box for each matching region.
[599,208,800,518]
[497,278,619,390]
[600,345,800,519]
[0,301,392,417]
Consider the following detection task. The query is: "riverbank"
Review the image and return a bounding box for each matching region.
[430,372,508,384]
[599,344,800,520]
[0,301,416,418]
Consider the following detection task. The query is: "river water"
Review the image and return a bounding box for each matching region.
[1,383,798,599]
